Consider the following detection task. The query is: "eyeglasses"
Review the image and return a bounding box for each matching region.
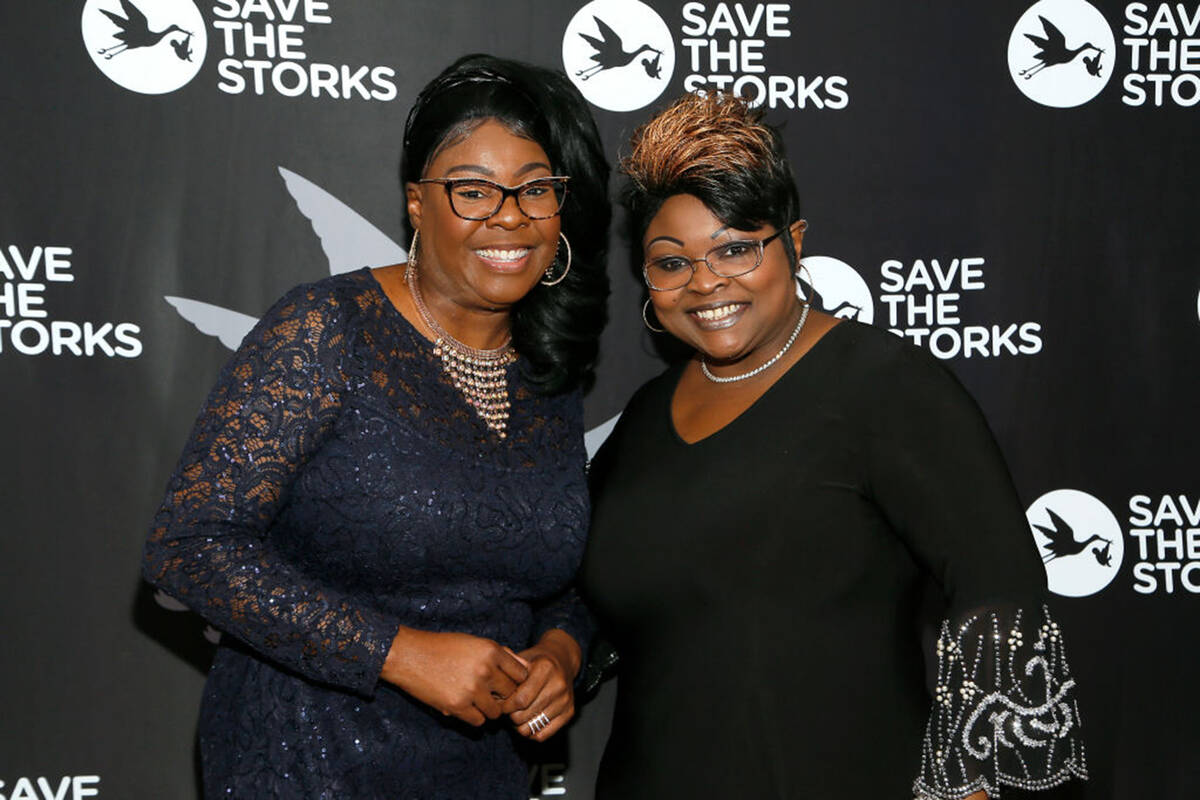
[418,176,570,221]
[642,226,793,291]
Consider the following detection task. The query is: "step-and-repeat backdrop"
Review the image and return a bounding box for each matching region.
[1,1,1196,797]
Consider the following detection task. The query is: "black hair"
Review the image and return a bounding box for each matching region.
[401,54,611,395]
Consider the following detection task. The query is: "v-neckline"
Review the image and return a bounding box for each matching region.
[363,267,518,443]
[666,319,848,447]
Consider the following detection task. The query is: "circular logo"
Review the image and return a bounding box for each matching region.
[1026,489,1124,597]
[1008,0,1115,108]
[82,0,206,95]
[798,255,874,324]
[562,0,675,112]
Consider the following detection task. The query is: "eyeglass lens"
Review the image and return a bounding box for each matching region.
[447,179,566,220]
[645,240,763,290]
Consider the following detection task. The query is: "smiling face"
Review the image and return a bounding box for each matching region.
[406,119,561,316]
[644,193,803,367]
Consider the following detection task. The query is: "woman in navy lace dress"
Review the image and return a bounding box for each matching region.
[144,55,609,799]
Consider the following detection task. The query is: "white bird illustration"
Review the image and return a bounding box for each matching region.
[165,166,407,351]
[277,167,408,276]
[585,413,621,459]
[163,296,257,350]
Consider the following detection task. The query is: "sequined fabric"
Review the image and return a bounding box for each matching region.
[914,605,1087,799]
[145,268,590,799]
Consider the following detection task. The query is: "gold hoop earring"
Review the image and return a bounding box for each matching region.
[406,230,420,273]
[642,298,665,333]
[541,232,572,286]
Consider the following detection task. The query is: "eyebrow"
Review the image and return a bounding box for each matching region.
[516,161,553,176]
[710,226,729,239]
[442,163,491,177]
[442,161,553,178]
[646,235,685,248]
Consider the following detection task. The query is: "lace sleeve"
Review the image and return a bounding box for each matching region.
[143,285,397,696]
[913,604,1088,799]
[531,587,595,674]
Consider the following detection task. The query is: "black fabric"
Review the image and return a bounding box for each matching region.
[145,269,591,799]
[581,320,1071,799]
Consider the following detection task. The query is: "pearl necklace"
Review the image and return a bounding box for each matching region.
[700,303,810,384]
[405,261,516,438]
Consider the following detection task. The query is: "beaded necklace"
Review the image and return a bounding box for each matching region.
[405,260,517,439]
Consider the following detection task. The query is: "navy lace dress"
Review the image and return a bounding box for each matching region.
[144,269,591,799]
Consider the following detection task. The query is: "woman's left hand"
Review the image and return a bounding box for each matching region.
[502,628,582,741]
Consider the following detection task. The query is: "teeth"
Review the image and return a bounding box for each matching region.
[694,304,741,321]
[476,248,529,261]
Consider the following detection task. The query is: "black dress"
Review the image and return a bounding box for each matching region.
[144,269,591,799]
[581,320,1086,800]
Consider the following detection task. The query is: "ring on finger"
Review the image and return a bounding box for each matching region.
[527,711,551,735]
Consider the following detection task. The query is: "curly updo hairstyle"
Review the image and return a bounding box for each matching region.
[621,91,802,267]
[401,54,611,395]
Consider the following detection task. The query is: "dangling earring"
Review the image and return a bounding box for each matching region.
[541,232,572,286]
[642,298,664,333]
[406,230,420,274]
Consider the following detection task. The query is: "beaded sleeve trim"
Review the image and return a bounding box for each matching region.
[912,605,1088,799]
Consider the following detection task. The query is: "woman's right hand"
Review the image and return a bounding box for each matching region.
[380,626,530,726]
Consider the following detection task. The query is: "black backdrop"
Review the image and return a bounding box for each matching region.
[1,1,1197,797]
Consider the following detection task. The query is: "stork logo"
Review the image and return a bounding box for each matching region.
[563,0,675,112]
[1026,489,1124,597]
[82,0,206,94]
[798,255,875,324]
[1008,0,1115,108]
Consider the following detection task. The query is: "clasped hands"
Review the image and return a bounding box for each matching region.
[382,626,581,741]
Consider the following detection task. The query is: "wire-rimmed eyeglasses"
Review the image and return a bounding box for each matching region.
[642,224,800,292]
[418,176,570,221]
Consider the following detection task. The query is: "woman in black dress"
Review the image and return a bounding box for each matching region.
[144,55,609,798]
[581,92,1087,799]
